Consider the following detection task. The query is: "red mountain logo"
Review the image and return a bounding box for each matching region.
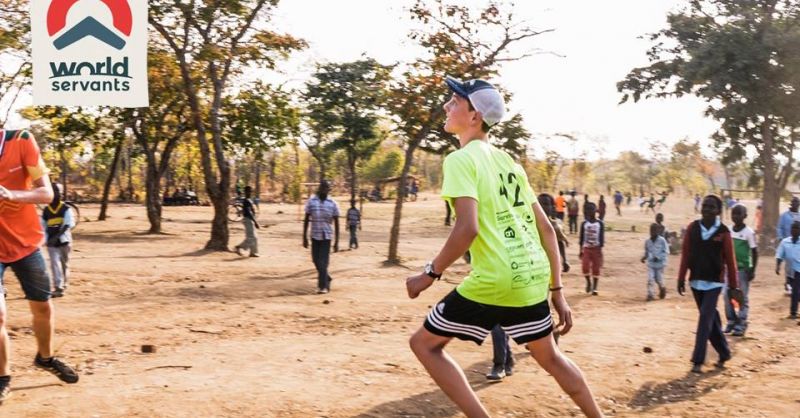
[47,0,132,50]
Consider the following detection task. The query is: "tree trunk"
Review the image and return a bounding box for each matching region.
[60,148,68,200]
[98,135,124,221]
[349,151,357,205]
[144,161,163,233]
[254,158,261,204]
[759,123,779,255]
[387,142,417,264]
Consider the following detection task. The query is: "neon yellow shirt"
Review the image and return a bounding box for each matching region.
[442,140,551,307]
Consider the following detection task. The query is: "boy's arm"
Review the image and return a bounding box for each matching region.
[407,197,478,299]
[641,241,648,262]
[578,221,585,253]
[722,232,739,289]
[532,201,573,334]
[599,221,605,247]
[775,242,784,274]
[678,223,692,283]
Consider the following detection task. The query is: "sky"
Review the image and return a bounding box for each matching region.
[7,0,721,160]
[269,0,721,160]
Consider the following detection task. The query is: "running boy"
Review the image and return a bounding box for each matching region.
[678,195,742,373]
[724,204,757,336]
[579,202,604,295]
[776,221,800,320]
[41,182,76,297]
[641,223,668,301]
[405,77,601,418]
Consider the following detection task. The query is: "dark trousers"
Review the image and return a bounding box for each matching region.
[311,239,332,290]
[349,225,358,249]
[791,272,800,316]
[491,325,513,368]
[568,215,578,234]
[691,287,730,365]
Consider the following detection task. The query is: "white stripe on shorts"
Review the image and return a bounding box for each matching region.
[502,315,552,332]
[426,309,489,340]
[502,316,553,338]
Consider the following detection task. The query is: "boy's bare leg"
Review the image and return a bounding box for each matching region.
[527,334,603,418]
[409,327,490,418]
[0,296,10,375]
[29,301,53,358]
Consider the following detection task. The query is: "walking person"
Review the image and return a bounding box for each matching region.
[579,203,604,295]
[346,200,361,250]
[303,180,340,294]
[41,182,76,297]
[641,223,668,301]
[677,195,742,374]
[777,197,800,295]
[597,195,606,221]
[776,221,800,320]
[724,204,757,336]
[613,191,623,216]
[0,128,79,403]
[234,186,260,257]
[554,191,566,221]
[567,191,579,234]
[405,76,602,418]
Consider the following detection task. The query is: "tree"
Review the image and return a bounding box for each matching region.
[224,83,300,199]
[129,50,191,233]
[618,0,800,251]
[304,59,392,203]
[0,0,30,125]
[386,0,551,264]
[149,0,305,250]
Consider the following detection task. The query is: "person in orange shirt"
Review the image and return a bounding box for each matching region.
[754,203,763,234]
[0,129,79,403]
[554,190,566,221]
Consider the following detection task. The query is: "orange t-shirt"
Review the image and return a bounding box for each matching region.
[0,129,48,263]
[554,195,566,213]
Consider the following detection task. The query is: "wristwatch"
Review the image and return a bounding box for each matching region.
[424,261,442,280]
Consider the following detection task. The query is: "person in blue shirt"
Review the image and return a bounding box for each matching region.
[641,223,668,301]
[776,221,800,320]
[777,197,800,294]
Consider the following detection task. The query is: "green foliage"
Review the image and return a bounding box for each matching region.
[224,83,300,155]
[360,149,403,186]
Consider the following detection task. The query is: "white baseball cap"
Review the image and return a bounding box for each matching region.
[445,76,506,127]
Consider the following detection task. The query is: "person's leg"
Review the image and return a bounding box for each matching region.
[736,271,750,332]
[47,246,63,291]
[29,301,54,359]
[706,289,731,362]
[791,273,800,317]
[0,289,10,376]
[244,218,257,255]
[723,285,737,332]
[581,248,591,293]
[655,267,666,299]
[311,239,323,290]
[526,335,603,418]
[691,288,711,365]
[61,245,71,289]
[409,328,490,418]
[646,267,656,300]
[591,248,602,294]
[319,239,331,290]
[490,324,507,367]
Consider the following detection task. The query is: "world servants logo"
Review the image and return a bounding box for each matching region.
[32,0,149,107]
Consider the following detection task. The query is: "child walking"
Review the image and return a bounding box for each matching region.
[641,223,668,301]
[234,186,260,257]
[776,221,800,320]
[579,202,604,295]
[346,201,361,250]
[677,195,742,374]
[724,204,758,336]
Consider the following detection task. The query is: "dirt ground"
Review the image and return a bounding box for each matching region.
[1,194,799,418]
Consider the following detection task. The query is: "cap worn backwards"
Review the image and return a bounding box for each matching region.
[445,76,506,127]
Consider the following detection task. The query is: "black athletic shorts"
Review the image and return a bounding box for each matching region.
[424,289,553,345]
